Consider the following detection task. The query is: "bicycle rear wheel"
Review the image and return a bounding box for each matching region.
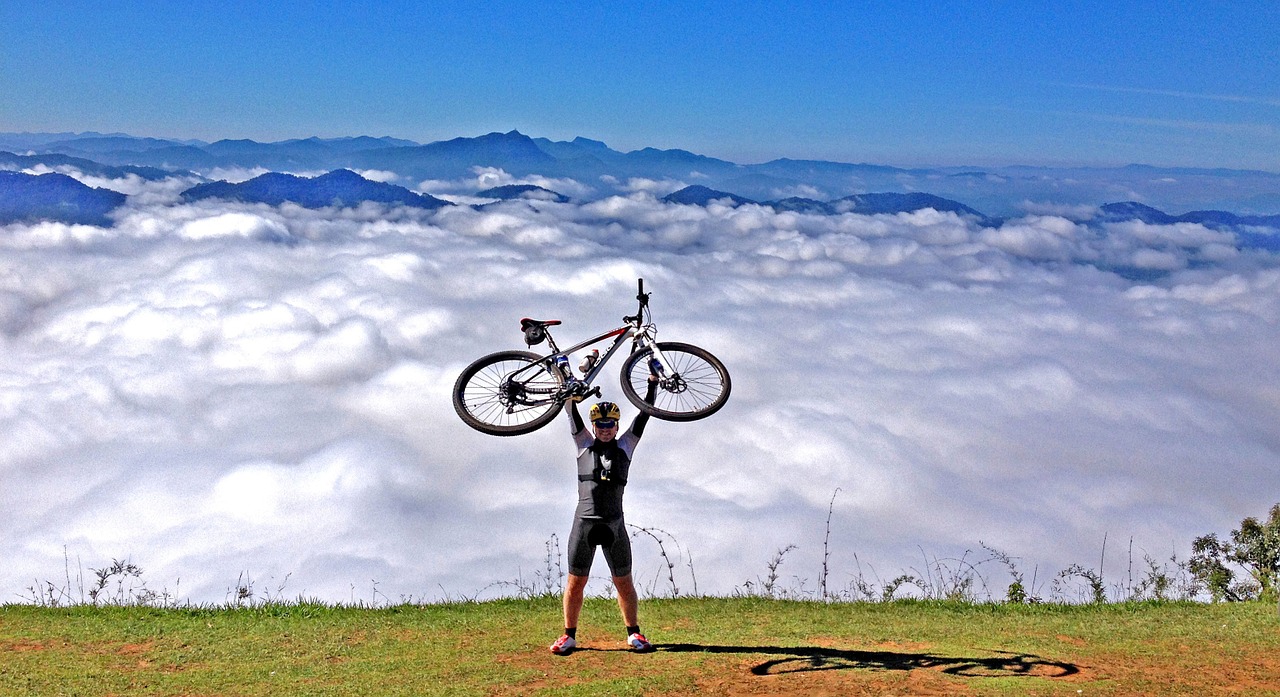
[620,341,731,421]
[453,350,565,436]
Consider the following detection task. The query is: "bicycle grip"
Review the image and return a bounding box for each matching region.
[637,278,644,297]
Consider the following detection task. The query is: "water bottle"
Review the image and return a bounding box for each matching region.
[578,349,599,375]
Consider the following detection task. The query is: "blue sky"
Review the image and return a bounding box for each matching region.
[2,1,1278,168]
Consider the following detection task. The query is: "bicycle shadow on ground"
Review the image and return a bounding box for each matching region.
[656,643,1080,679]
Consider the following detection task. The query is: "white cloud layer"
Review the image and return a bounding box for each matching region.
[416,166,596,200]
[2,183,1279,604]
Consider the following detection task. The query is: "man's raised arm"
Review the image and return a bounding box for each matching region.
[627,379,659,440]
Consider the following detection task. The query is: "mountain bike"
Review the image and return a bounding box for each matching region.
[453,279,731,436]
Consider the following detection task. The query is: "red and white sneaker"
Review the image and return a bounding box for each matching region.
[627,632,653,652]
[550,634,577,655]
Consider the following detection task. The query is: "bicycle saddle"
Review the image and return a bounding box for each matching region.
[520,318,561,347]
[520,318,562,329]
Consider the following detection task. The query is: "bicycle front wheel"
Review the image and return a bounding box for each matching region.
[453,350,565,436]
[620,341,731,421]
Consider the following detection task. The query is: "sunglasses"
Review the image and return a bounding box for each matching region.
[593,420,618,429]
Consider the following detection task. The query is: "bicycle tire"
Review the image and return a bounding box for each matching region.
[620,341,731,421]
[453,350,566,436]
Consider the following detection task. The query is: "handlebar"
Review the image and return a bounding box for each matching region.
[625,278,650,324]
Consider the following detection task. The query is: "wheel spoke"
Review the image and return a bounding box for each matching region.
[623,343,729,421]
[454,352,565,434]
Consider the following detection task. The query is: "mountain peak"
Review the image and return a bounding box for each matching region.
[476,183,569,203]
[0,170,127,226]
[571,136,610,150]
[1098,201,1177,224]
[662,185,756,206]
[475,130,531,142]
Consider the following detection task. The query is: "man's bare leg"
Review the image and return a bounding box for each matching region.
[613,574,639,627]
[563,573,589,630]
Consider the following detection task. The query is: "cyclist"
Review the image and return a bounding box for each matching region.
[550,378,659,655]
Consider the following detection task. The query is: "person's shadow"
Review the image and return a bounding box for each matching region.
[657,643,1080,679]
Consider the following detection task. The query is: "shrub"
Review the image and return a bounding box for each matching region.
[1189,503,1280,602]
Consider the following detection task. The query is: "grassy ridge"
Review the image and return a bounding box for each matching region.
[2,597,1278,696]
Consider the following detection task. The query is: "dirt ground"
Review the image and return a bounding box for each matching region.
[495,636,1280,696]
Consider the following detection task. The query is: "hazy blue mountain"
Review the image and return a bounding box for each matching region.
[751,157,911,179]
[202,138,339,170]
[352,130,557,179]
[0,151,178,181]
[1097,202,1179,225]
[531,136,613,160]
[26,133,417,172]
[765,197,836,215]
[662,185,757,206]
[180,169,449,209]
[0,170,127,226]
[533,136,734,168]
[205,139,282,157]
[117,145,222,170]
[204,137,419,160]
[41,135,195,154]
[530,137,746,181]
[294,136,420,153]
[1094,201,1280,251]
[29,142,221,170]
[662,185,997,222]
[1235,229,1280,252]
[1096,201,1280,230]
[1175,209,1280,230]
[622,147,739,175]
[475,184,570,203]
[0,131,138,151]
[835,192,993,222]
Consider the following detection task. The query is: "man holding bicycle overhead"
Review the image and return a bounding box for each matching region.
[550,378,659,656]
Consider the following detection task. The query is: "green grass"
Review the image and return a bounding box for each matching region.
[3,597,1278,696]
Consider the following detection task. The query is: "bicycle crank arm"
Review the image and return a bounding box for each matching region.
[557,382,602,403]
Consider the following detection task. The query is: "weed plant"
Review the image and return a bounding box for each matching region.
[15,494,1270,612]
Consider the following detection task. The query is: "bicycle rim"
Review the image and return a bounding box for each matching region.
[621,342,731,421]
[454,351,565,435]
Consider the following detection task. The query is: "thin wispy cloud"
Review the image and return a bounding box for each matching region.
[1027,107,1277,139]
[1082,113,1277,138]
[1062,82,1280,109]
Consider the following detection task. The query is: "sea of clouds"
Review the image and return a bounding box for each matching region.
[2,167,1278,604]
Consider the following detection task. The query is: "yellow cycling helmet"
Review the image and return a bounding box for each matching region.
[589,401,621,425]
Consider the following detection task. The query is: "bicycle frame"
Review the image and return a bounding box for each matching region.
[547,323,639,386]
[503,284,676,409]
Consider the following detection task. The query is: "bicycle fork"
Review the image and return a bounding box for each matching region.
[635,338,687,394]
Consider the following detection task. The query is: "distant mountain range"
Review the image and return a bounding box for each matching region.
[662,185,996,224]
[1096,201,1280,230]
[5,129,1279,218]
[0,130,1278,240]
[1096,202,1280,250]
[181,169,449,210]
[0,150,174,182]
[0,134,419,172]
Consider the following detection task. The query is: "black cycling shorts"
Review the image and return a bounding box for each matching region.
[566,516,631,578]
